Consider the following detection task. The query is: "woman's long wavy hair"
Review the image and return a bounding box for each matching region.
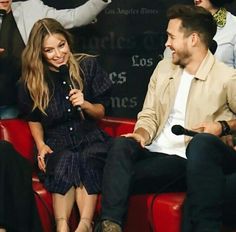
[21,18,85,114]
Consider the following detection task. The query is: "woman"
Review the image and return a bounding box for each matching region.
[18,18,113,232]
[194,0,236,68]
[0,0,111,119]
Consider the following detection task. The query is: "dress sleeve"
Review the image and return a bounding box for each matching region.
[80,57,113,111]
[17,82,42,122]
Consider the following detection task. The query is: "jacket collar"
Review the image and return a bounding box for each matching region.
[213,8,227,28]
[169,51,215,81]
[194,51,215,80]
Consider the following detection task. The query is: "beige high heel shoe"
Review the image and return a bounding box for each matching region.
[55,217,70,232]
[75,218,93,232]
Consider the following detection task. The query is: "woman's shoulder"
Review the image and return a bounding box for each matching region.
[75,53,99,69]
[227,11,236,24]
[75,53,107,79]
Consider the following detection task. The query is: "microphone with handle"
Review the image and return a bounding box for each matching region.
[58,64,85,120]
[171,125,198,137]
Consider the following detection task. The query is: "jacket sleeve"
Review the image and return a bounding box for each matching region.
[134,64,161,144]
[226,71,236,113]
[233,36,236,69]
[30,0,111,28]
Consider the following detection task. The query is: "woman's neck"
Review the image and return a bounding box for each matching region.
[209,7,219,15]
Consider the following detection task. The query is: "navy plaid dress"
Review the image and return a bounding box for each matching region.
[18,57,113,195]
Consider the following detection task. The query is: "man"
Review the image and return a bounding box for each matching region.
[98,4,236,232]
[0,0,111,119]
[164,0,236,69]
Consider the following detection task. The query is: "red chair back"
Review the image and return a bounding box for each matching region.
[0,119,35,164]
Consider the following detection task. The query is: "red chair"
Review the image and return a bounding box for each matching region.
[1,117,235,232]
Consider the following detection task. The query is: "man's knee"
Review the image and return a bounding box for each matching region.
[107,137,140,162]
[0,140,13,149]
[186,133,223,163]
[0,140,15,156]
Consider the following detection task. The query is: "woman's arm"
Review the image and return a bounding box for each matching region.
[28,121,53,172]
[69,89,105,119]
[81,101,105,119]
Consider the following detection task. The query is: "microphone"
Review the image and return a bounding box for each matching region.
[58,64,85,120]
[171,125,198,137]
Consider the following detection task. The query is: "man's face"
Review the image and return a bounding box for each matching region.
[165,18,192,68]
[0,0,12,13]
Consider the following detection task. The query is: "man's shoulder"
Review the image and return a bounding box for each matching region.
[213,59,236,78]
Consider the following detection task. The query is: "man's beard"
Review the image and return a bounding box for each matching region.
[172,50,190,68]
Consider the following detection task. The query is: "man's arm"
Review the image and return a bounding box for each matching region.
[39,0,111,28]
[191,120,236,149]
[226,120,236,133]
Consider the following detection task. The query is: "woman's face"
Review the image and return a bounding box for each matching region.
[0,0,12,13]
[42,33,70,69]
[194,0,215,11]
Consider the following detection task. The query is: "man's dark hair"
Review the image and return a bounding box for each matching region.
[167,4,217,48]
[210,0,234,8]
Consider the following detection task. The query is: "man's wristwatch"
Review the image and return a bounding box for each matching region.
[218,120,231,136]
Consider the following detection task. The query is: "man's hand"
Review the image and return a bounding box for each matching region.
[192,121,222,136]
[224,135,236,151]
[122,132,146,147]
[0,48,4,54]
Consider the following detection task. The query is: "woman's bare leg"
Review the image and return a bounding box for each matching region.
[53,187,75,232]
[75,185,97,232]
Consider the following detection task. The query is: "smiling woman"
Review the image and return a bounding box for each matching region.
[193,0,236,68]
[0,0,111,119]
[18,18,113,232]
